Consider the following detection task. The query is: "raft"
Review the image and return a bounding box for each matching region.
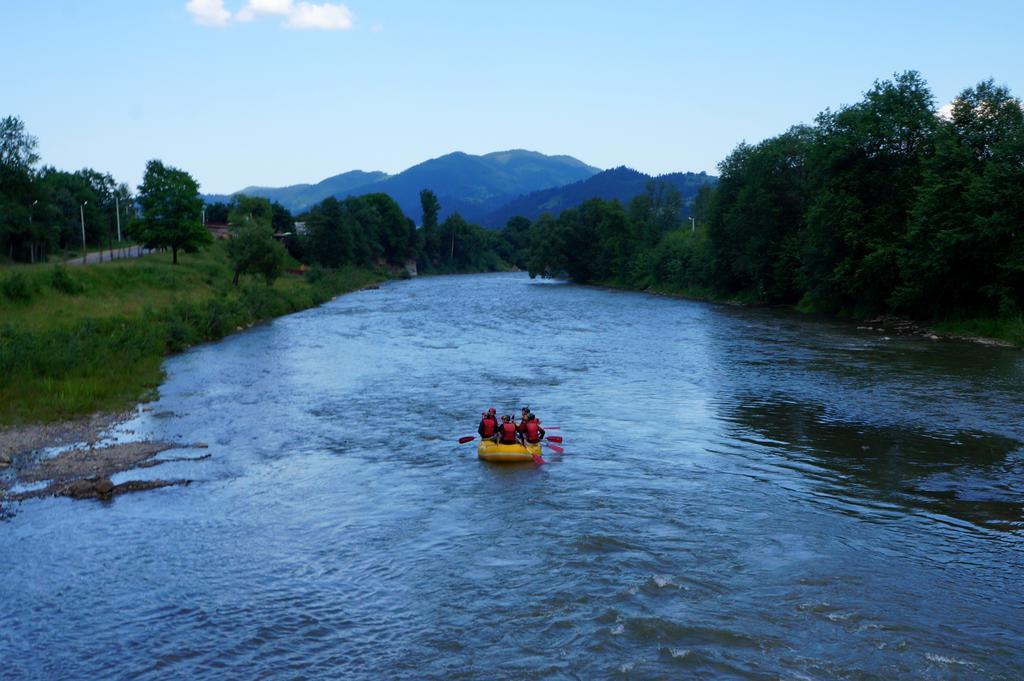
[477,439,542,462]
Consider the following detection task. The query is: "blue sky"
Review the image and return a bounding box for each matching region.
[3,1,1022,194]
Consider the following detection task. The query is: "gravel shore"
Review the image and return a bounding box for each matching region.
[0,410,204,510]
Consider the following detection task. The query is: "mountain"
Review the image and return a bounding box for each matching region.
[203,150,601,220]
[362,150,600,223]
[479,166,719,228]
[203,170,387,212]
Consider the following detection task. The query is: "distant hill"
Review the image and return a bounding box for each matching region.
[364,150,600,223]
[479,166,718,228]
[203,150,600,220]
[202,170,387,212]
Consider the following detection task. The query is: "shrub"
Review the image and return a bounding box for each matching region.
[49,265,84,295]
[0,272,33,301]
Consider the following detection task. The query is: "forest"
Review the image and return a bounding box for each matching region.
[526,72,1024,329]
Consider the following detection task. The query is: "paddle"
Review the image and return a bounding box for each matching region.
[533,451,546,465]
[544,441,564,454]
[458,436,476,444]
[545,435,563,443]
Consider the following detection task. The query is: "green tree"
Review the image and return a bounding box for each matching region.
[270,201,293,233]
[420,189,440,230]
[897,81,1024,315]
[204,201,230,223]
[801,71,937,312]
[228,193,273,226]
[0,115,39,170]
[227,220,286,286]
[132,160,210,264]
[0,116,40,261]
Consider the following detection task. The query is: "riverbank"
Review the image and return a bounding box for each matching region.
[593,278,1023,348]
[0,406,210,512]
[0,245,389,427]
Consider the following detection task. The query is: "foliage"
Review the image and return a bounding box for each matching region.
[227,220,287,286]
[524,71,1024,339]
[48,264,84,294]
[1,271,33,301]
[132,159,211,264]
[0,245,386,425]
[301,193,417,269]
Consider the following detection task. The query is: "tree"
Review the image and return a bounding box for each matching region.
[0,116,40,260]
[420,189,439,230]
[132,160,210,264]
[227,220,286,286]
[0,116,39,171]
[204,201,230,223]
[270,201,293,233]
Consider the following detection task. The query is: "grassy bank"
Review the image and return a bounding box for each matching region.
[0,245,387,426]
[593,277,1024,347]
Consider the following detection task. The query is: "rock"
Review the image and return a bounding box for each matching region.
[0,453,11,467]
[193,442,209,449]
[928,334,940,340]
[94,478,115,499]
[63,479,98,499]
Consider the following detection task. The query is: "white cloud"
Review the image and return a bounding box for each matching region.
[237,0,294,22]
[186,0,231,26]
[937,102,954,120]
[285,2,355,30]
[190,0,355,31]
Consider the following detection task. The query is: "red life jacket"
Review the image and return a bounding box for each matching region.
[480,417,496,437]
[525,421,541,443]
[499,422,518,443]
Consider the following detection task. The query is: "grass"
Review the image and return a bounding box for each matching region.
[599,277,1024,347]
[0,245,388,426]
[931,315,1024,346]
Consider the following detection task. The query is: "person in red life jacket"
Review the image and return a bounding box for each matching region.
[497,415,519,445]
[516,407,531,434]
[522,413,546,444]
[478,408,499,441]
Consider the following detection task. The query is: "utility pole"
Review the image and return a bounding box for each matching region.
[115,195,123,244]
[80,201,89,263]
[29,200,38,263]
[689,217,695,233]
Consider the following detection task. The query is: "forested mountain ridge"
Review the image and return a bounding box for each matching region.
[203,170,388,213]
[203,149,600,219]
[480,167,718,227]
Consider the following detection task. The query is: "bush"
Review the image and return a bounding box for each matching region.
[49,265,84,295]
[0,272,33,301]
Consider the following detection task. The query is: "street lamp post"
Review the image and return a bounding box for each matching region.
[115,195,123,245]
[689,217,696,233]
[29,200,38,263]
[80,201,89,263]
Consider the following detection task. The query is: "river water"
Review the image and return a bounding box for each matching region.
[2,273,1023,679]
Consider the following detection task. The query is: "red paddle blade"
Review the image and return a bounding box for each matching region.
[544,442,564,454]
[546,436,563,443]
[545,426,560,430]
[458,436,476,444]
[533,453,546,465]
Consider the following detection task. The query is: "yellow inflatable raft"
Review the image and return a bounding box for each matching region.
[477,439,542,462]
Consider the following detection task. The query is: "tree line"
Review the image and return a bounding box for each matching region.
[0,114,529,279]
[1,116,136,263]
[526,72,1024,322]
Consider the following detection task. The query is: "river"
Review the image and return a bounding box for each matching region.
[2,273,1022,679]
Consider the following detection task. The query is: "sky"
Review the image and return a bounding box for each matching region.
[3,1,1023,194]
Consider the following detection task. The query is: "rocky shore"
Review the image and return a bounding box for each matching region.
[0,411,207,512]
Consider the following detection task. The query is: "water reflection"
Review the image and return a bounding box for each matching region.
[723,397,1024,531]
